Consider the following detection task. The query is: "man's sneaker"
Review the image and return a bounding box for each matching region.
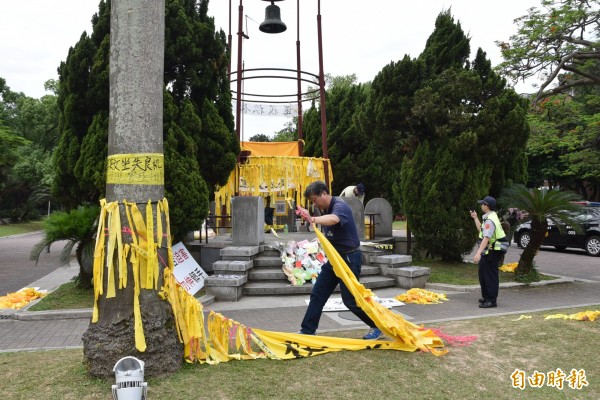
[297,330,315,335]
[363,327,383,340]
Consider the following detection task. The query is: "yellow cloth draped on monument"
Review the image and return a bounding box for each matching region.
[241,141,300,157]
[214,156,333,216]
[162,283,433,364]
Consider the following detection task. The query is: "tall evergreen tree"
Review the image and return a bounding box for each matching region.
[356,55,425,208]
[397,11,530,260]
[301,101,322,156]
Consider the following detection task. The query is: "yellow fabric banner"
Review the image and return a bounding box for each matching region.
[214,156,333,216]
[241,141,300,157]
[161,225,446,363]
[106,153,164,185]
[313,228,447,355]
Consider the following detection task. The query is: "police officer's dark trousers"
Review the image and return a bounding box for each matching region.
[478,250,501,304]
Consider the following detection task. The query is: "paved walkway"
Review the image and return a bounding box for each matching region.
[2,258,600,353]
[0,231,70,295]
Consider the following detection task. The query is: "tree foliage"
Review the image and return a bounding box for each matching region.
[497,0,600,104]
[301,75,374,196]
[272,118,298,142]
[1,78,57,221]
[302,11,530,249]
[527,92,600,199]
[30,205,100,288]
[52,0,238,241]
[401,142,489,261]
[248,133,270,142]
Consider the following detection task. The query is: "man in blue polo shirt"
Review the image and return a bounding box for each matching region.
[297,181,382,340]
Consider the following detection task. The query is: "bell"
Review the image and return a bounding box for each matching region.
[259,2,287,34]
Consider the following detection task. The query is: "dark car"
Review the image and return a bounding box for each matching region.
[514,202,600,257]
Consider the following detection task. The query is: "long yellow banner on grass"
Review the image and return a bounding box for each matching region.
[312,228,446,355]
[162,226,446,363]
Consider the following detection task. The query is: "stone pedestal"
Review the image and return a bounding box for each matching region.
[212,260,253,275]
[205,274,248,301]
[386,266,431,289]
[371,254,412,275]
[232,196,264,246]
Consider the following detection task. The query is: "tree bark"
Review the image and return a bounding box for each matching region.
[516,218,548,276]
[82,0,183,377]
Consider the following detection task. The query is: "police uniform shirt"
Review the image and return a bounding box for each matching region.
[481,212,496,239]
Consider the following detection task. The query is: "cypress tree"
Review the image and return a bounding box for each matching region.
[398,11,529,260]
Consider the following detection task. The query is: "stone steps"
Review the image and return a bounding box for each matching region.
[205,238,427,301]
[249,267,286,281]
[252,256,283,268]
[242,276,397,296]
[248,264,381,281]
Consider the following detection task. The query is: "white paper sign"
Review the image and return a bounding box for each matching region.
[172,242,207,295]
[306,297,404,312]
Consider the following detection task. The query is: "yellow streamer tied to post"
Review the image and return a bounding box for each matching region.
[91,198,172,351]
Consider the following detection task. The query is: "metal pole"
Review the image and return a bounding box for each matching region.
[227,0,232,78]
[317,0,329,188]
[235,0,244,142]
[296,0,303,156]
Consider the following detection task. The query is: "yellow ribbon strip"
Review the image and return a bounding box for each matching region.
[395,288,448,304]
[545,310,600,321]
[91,198,172,351]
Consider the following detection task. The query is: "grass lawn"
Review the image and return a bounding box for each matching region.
[0,306,597,399]
[419,259,555,285]
[28,281,94,311]
[0,220,44,237]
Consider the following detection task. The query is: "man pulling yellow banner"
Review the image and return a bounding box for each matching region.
[91,193,447,365]
[161,181,446,363]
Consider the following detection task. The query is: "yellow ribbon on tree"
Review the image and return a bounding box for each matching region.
[91,198,173,352]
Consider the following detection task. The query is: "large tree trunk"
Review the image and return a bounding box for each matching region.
[516,218,548,276]
[82,0,182,377]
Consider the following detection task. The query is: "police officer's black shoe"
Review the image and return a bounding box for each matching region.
[478,298,485,304]
[479,301,497,308]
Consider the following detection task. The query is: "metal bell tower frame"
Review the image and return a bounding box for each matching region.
[227,0,330,187]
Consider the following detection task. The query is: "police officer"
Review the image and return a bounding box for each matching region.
[470,196,507,308]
